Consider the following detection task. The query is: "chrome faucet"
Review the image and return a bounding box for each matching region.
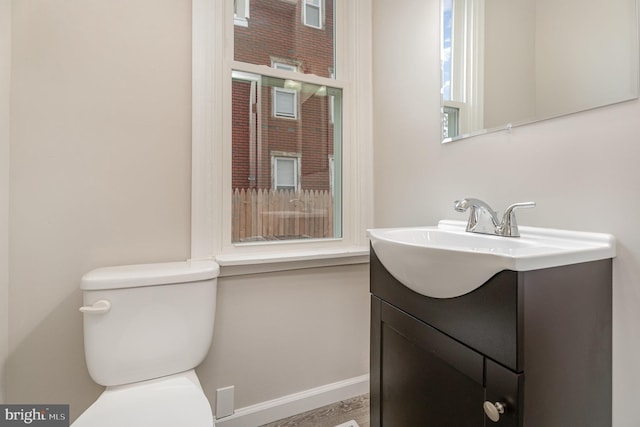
[453,198,536,237]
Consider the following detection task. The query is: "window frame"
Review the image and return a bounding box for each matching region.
[191,0,372,272]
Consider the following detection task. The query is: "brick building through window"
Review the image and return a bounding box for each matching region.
[232,0,336,193]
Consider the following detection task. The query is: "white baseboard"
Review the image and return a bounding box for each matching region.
[214,374,369,427]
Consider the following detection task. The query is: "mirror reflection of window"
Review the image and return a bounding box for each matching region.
[443,106,459,139]
[441,0,484,141]
[441,0,453,102]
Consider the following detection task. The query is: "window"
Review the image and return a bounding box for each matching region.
[191,0,372,264]
[441,0,484,140]
[231,71,342,242]
[272,155,299,190]
[272,61,298,72]
[441,0,454,102]
[273,87,297,119]
[442,106,460,139]
[231,0,339,243]
[234,0,249,26]
[304,0,323,29]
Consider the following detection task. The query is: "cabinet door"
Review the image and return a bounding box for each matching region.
[485,358,523,427]
[373,299,485,427]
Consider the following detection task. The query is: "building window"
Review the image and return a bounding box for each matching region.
[272,61,299,72]
[272,155,300,190]
[273,87,297,119]
[234,0,249,27]
[303,0,323,29]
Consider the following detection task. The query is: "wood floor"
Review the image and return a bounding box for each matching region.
[259,394,370,427]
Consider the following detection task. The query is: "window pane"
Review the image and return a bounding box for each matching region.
[442,0,453,101]
[234,0,334,79]
[232,73,342,242]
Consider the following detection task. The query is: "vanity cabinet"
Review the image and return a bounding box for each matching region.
[370,247,612,427]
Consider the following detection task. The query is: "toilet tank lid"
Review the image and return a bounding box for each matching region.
[81,260,220,290]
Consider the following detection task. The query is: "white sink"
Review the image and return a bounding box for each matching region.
[367,220,616,298]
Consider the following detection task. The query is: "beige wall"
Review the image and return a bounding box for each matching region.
[373,0,640,426]
[0,0,10,405]
[7,0,370,421]
[199,265,370,411]
[8,0,192,418]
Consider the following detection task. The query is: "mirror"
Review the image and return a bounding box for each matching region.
[441,0,639,142]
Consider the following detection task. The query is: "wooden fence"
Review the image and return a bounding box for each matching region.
[232,188,334,242]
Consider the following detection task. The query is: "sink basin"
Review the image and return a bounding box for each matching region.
[367,220,616,298]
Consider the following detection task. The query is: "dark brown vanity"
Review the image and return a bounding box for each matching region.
[370,247,613,426]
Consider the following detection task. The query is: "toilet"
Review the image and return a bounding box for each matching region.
[72,260,220,427]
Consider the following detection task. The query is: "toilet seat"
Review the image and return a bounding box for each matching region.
[72,370,213,427]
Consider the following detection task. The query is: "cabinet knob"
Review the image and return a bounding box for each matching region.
[483,401,506,422]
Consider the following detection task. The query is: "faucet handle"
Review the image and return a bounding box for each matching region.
[500,202,536,237]
[505,201,536,212]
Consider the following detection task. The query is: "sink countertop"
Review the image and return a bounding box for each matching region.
[367,220,616,298]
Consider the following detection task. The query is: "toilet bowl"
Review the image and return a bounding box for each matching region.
[71,260,220,427]
[72,370,212,427]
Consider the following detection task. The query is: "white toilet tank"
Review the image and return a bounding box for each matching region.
[80,260,219,387]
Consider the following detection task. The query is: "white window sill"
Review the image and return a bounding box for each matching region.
[234,17,249,27]
[214,246,370,277]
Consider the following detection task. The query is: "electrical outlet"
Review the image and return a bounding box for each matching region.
[216,385,235,418]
